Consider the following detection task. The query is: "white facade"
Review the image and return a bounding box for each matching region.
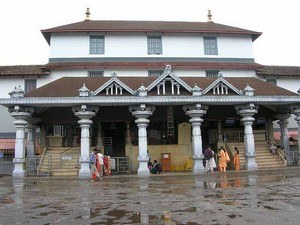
[50,33,254,59]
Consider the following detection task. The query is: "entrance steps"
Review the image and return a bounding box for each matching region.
[226,141,285,170]
[39,147,80,176]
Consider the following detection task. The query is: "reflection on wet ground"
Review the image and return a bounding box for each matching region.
[1,169,300,225]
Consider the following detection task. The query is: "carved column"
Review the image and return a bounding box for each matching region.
[183,104,208,174]
[96,122,104,151]
[126,121,132,146]
[217,120,223,143]
[276,113,292,165]
[235,104,258,171]
[26,118,40,173]
[10,107,31,178]
[291,106,300,154]
[73,105,99,178]
[129,104,155,177]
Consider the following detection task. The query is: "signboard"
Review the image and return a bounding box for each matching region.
[61,156,72,160]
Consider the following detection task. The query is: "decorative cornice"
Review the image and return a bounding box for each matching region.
[1,95,300,107]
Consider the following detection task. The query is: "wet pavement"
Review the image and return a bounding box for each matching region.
[1,169,300,225]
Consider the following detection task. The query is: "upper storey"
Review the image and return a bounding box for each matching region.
[41,19,261,63]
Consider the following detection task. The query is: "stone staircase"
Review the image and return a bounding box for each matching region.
[226,139,285,170]
[39,147,80,176]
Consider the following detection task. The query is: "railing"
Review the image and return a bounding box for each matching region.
[110,157,129,174]
[265,134,287,166]
[26,156,52,176]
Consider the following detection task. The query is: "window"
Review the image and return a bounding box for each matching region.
[266,78,277,85]
[205,70,220,78]
[88,71,104,77]
[90,35,105,54]
[148,70,163,77]
[25,79,37,93]
[204,36,218,55]
[147,36,162,54]
[53,125,65,136]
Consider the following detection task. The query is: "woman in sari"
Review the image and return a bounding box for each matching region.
[103,155,111,175]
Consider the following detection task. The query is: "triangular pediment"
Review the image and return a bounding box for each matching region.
[147,65,192,95]
[93,74,135,96]
[203,76,242,95]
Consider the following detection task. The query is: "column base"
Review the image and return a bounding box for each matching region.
[137,160,150,177]
[79,157,91,178]
[244,155,258,171]
[12,158,25,178]
[192,155,205,174]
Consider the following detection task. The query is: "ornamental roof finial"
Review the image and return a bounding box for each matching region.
[85,8,90,21]
[207,9,213,23]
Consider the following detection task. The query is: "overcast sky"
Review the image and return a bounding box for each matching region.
[1,0,299,66]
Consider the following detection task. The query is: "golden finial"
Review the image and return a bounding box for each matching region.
[207,9,213,22]
[85,8,90,21]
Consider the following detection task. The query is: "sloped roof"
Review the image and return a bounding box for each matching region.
[256,65,300,77]
[25,76,296,98]
[0,65,49,77]
[41,20,261,44]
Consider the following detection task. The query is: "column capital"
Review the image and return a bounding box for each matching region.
[73,105,98,120]
[129,104,155,119]
[235,103,258,116]
[290,105,300,122]
[276,113,290,126]
[183,104,208,118]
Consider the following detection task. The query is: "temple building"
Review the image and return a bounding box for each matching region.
[1,9,300,177]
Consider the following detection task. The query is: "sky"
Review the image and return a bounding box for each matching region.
[0,0,300,66]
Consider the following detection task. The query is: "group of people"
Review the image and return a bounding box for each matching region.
[148,160,162,174]
[90,148,111,182]
[203,145,240,172]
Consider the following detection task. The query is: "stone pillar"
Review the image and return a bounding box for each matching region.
[276,113,292,165]
[217,120,223,143]
[129,104,155,177]
[73,105,98,178]
[125,121,132,146]
[235,104,258,171]
[96,122,104,151]
[291,106,300,154]
[266,119,275,143]
[183,104,208,174]
[26,119,40,173]
[11,110,31,178]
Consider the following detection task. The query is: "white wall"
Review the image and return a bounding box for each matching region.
[277,78,300,94]
[50,33,254,59]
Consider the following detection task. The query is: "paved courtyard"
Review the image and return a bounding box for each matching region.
[1,168,300,225]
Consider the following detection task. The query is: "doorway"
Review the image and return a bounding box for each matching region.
[102,122,126,157]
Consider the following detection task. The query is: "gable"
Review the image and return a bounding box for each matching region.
[93,74,135,96]
[147,65,193,96]
[203,76,242,95]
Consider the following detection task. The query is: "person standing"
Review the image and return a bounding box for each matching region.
[218,146,227,172]
[233,147,240,171]
[103,154,111,175]
[90,149,100,182]
[204,146,216,173]
[97,150,104,177]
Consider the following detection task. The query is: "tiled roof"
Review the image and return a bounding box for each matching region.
[41,20,261,44]
[256,66,300,77]
[25,76,296,97]
[43,61,261,70]
[0,65,49,77]
[0,139,15,151]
